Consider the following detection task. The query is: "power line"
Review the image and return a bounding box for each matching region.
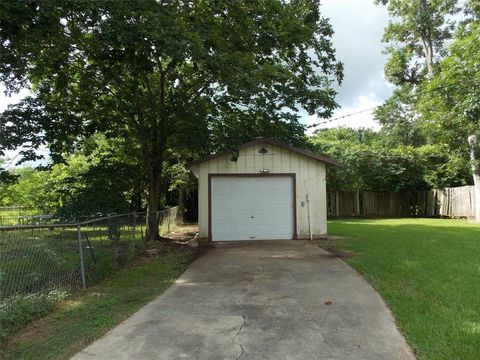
[2,151,21,170]
[306,106,379,129]
[307,79,474,129]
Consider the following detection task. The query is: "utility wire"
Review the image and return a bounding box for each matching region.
[306,106,379,128]
[307,79,474,129]
[2,151,21,170]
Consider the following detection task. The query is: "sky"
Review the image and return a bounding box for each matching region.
[1,0,392,164]
[304,0,393,133]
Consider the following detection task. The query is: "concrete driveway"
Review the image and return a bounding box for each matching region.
[72,241,414,360]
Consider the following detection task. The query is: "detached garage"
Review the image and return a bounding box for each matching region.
[188,138,342,241]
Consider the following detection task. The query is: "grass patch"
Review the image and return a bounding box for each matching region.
[326,218,480,360]
[1,226,143,298]
[0,290,68,340]
[1,245,197,360]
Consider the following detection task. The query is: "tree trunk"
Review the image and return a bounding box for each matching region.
[145,160,163,242]
[419,0,435,78]
[423,37,435,78]
[468,134,480,222]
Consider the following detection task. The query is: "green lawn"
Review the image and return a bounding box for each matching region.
[327,218,480,360]
[1,245,197,360]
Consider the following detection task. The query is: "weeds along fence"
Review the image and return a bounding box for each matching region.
[0,207,182,306]
[327,185,476,219]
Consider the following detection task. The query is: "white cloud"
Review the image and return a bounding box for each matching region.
[303,0,393,133]
[321,0,391,106]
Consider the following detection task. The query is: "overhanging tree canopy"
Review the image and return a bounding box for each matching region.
[0,0,343,240]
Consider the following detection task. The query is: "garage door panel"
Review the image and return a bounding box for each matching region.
[213,180,232,193]
[211,176,294,241]
[253,195,291,208]
[253,224,292,239]
[212,196,232,210]
[214,226,254,241]
[212,211,252,225]
[253,209,292,223]
[230,178,251,192]
[252,177,287,187]
[212,191,251,210]
[213,224,231,235]
[228,210,251,224]
[232,225,254,239]
[232,195,251,209]
[214,225,236,241]
[212,211,232,224]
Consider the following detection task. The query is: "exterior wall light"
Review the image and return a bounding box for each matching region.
[260,169,270,173]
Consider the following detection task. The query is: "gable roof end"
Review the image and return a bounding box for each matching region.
[187,138,343,168]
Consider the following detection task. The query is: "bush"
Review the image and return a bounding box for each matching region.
[0,290,67,341]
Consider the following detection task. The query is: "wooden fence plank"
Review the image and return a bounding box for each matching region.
[327,186,475,219]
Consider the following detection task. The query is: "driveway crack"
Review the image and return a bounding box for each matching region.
[232,265,263,359]
[232,314,246,359]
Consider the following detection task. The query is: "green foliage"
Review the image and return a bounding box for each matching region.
[0,158,18,184]
[208,107,311,152]
[0,0,343,240]
[417,20,480,163]
[375,0,478,186]
[310,127,471,191]
[374,87,426,147]
[0,136,145,218]
[0,167,44,207]
[373,0,461,146]
[0,290,67,341]
[376,0,459,84]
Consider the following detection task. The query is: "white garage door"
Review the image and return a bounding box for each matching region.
[211,176,294,241]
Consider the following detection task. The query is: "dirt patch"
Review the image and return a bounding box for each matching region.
[6,314,57,346]
[309,237,357,259]
[326,235,347,241]
[315,241,358,259]
[144,224,198,253]
[320,246,357,258]
[163,224,198,243]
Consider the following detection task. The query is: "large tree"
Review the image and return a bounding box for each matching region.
[376,0,480,221]
[376,0,459,84]
[1,0,343,240]
[417,14,480,220]
[374,0,460,139]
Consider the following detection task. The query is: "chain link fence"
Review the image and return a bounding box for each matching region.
[0,207,181,308]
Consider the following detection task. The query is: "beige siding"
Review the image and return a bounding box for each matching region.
[191,142,327,240]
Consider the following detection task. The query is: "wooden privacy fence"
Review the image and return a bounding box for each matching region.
[327,185,476,219]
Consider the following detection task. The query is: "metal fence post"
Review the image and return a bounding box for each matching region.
[132,211,136,253]
[132,211,136,240]
[76,224,87,290]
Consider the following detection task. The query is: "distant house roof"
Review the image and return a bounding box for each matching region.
[187,138,343,168]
